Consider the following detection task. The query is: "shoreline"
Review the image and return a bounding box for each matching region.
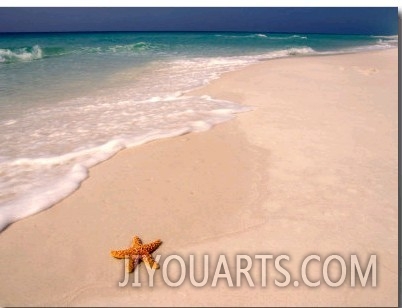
[0,47,396,233]
[0,48,398,306]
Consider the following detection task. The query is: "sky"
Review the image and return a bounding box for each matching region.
[0,7,398,35]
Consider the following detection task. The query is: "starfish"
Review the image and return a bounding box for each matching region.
[111,236,162,272]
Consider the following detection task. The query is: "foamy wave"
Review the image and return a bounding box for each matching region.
[169,47,316,72]
[0,92,251,231]
[108,42,155,53]
[0,163,88,232]
[266,34,308,40]
[259,47,316,59]
[341,42,398,53]
[229,33,308,40]
[0,45,43,63]
[74,42,159,55]
[214,33,268,39]
[372,35,398,39]
[214,33,307,40]
[368,35,398,48]
[376,38,398,48]
[285,47,315,55]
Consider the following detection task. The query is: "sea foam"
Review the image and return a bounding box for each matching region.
[0,45,43,63]
[0,88,251,231]
[0,32,397,231]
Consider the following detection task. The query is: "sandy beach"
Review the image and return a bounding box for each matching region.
[0,48,397,306]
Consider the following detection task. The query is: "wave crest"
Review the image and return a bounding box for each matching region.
[107,42,155,53]
[0,45,43,63]
[74,42,158,55]
[0,42,158,64]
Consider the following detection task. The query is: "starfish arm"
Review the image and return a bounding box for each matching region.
[127,255,141,272]
[143,240,162,254]
[132,255,141,271]
[142,253,160,269]
[127,258,134,273]
[111,249,133,259]
[132,236,143,247]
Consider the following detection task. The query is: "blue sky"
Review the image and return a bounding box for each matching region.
[0,7,398,34]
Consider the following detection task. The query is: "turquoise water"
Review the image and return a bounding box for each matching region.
[0,32,396,106]
[0,32,397,231]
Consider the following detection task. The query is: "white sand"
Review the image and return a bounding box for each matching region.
[0,49,397,306]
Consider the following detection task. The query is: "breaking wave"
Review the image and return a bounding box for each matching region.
[0,45,43,63]
[0,42,161,64]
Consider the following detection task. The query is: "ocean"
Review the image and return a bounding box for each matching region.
[0,31,397,231]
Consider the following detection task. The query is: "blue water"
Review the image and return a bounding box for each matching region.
[0,31,397,231]
[0,32,396,105]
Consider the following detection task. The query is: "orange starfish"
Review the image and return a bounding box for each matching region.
[111,236,162,272]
